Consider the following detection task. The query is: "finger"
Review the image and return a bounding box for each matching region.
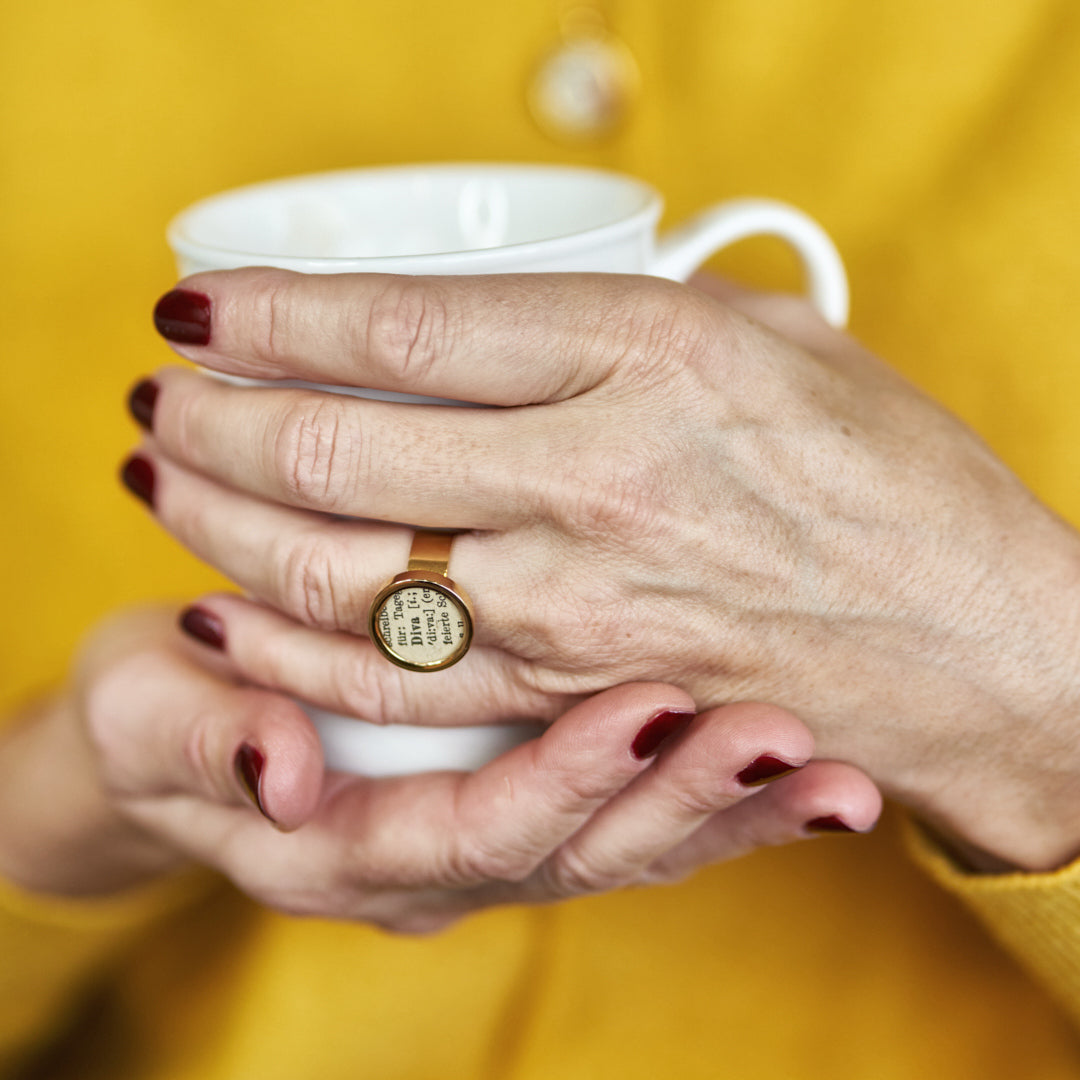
[154,268,680,405]
[356,704,852,923]
[178,593,571,728]
[128,449,529,650]
[403,683,696,889]
[134,445,410,633]
[645,759,883,882]
[133,683,699,918]
[82,615,323,831]
[515,701,816,899]
[145,366,530,525]
[377,758,882,929]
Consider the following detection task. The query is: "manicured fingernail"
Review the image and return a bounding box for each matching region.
[234,744,275,823]
[806,815,856,833]
[737,754,801,787]
[631,710,695,760]
[154,288,212,345]
[120,454,156,509]
[127,378,159,432]
[179,606,225,651]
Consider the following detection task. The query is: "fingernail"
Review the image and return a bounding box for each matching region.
[631,710,695,760]
[179,606,225,651]
[234,744,276,823]
[120,454,156,509]
[806,815,857,833]
[127,378,159,432]
[737,754,801,787]
[154,288,212,345]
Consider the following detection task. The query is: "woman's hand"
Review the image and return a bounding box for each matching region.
[0,608,879,923]
[130,268,1080,872]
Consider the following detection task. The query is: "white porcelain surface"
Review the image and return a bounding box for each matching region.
[308,709,544,779]
[170,164,661,275]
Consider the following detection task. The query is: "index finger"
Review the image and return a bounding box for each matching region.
[153,268,694,405]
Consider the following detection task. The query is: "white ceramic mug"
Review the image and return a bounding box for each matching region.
[167,163,849,775]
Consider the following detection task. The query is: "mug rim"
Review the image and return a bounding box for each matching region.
[167,162,664,271]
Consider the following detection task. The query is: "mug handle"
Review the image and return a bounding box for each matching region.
[651,198,850,328]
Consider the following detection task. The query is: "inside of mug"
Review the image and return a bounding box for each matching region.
[173,166,656,259]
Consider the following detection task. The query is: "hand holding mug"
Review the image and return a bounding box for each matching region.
[151,164,848,775]
[128,257,1080,874]
[0,607,880,922]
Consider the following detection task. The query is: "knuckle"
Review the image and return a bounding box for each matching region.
[169,383,202,462]
[324,650,380,721]
[536,438,673,544]
[534,750,627,810]
[249,273,295,372]
[639,291,715,367]
[570,461,667,537]
[330,830,442,895]
[273,394,359,510]
[276,531,358,631]
[541,845,625,898]
[327,653,411,725]
[663,766,731,818]
[506,575,628,672]
[607,281,715,382]
[447,834,540,888]
[364,277,454,384]
[669,783,727,819]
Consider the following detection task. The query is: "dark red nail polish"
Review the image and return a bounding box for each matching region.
[179,606,225,651]
[127,378,159,432]
[234,744,275,823]
[631,710,695,760]
[120,455,156,509]
[154,288,212,345]
[737,754,801,787]
[806,815,856,833]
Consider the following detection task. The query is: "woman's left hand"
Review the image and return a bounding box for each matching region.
[127,267,1080,871]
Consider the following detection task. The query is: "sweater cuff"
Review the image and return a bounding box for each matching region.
[905,816,1080,1026]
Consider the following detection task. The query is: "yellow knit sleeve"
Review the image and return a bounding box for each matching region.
[905,818,1080,1028]
[0,869,215,1076]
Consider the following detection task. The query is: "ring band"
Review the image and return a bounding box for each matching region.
[368,531,474,672]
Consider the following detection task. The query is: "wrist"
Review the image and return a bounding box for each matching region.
[0,694,184,897]
[900,511,1080,872]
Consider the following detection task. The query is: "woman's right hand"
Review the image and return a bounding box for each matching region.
[0,607,879,931]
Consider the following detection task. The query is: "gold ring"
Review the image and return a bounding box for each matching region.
[368,531,474,672]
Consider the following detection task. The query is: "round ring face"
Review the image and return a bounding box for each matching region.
[369,576,473,672]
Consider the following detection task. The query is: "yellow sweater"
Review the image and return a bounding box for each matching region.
[4,1,1080,1075]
